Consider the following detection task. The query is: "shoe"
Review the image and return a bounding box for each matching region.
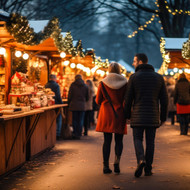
[103,162,112,174]
[145,171,153,176]
[134,161,145,178]
[103,166,112,174]
[114,163,120,174]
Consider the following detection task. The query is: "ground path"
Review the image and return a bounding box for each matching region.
[1,121,190,190]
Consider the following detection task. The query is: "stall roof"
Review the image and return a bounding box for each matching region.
[29,20,49,33]
[164,37,188,50]
[118,59,135,72]
[73,40,78,47]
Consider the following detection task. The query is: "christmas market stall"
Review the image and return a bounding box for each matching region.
[158,37,190,79]
[0,11,72,176]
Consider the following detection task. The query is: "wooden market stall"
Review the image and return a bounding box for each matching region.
[0,11,73,176]
[159,37,190,76]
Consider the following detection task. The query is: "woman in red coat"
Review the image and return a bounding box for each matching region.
[96,62,127,174]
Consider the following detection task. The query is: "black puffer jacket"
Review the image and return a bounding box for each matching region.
[174,78,190,105]
[68,78,89,111]
[124,64,168,128]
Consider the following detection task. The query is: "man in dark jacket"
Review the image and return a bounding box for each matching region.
[45,74,63,139]
[68,74,89,139]
[124,53,168,177]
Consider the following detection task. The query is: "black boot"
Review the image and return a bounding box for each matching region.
[114,155,120,174]
[103,162,112,174]
[135,160,146,178]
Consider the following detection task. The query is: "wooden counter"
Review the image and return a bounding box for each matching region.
[0,104,68,177]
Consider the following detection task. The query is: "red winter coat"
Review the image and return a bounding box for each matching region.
[95,73,127,134]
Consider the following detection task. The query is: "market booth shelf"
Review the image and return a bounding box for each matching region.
[0,104,67,176]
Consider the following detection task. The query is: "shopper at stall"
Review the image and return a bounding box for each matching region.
[174,73,190,135]
[45,74,63,139]
[167,77,176,125]
[96,62,127,174]
[124,53,168,177]
[68,74,89,139]
[84,79,95,136]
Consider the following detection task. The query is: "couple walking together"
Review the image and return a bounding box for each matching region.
[96,53,168,177]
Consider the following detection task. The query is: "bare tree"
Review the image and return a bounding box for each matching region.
[0,0,33,14]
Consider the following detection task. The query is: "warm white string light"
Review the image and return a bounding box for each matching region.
[163,0,190,16]
[128,0,190,38]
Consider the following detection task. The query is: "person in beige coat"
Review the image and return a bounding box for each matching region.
[84,79,95,135]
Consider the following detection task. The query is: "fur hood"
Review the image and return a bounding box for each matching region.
[102,73,127,89]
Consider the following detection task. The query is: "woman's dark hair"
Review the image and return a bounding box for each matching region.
[135,53,148,64]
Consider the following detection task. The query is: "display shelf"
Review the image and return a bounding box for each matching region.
[0,83,5,85]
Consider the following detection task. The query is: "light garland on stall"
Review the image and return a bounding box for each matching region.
[182,33,190,59]
[158,37,170,74]
[6,13,77,56]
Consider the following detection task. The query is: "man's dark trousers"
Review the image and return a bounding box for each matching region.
[132,127,156,171]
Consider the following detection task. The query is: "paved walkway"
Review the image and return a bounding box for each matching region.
[1,121,190,190]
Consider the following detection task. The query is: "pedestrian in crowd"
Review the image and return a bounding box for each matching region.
[167,77,176,125]
[68,74,89,139]
[84,79,95,136]
[174,73,190,135]
[96,62,127,174]
[91,79,99,126]
[124,53,168,177]
[45,74,63,139]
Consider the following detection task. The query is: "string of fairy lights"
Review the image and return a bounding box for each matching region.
[128,0,190,38]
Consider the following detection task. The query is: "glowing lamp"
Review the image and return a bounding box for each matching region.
[173,68,178,73]
[23,53,29,60]
[15,50,22,57]
[63,60,69,66]
[0,47,6,55]
[60,52,66,58]
[70,63,76,69]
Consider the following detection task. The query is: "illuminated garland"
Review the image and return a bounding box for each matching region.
[182,33,190,59]
[158,37,170,74]
[128,14,157,38]
[6,13,77,55]
[76,40,85,57]
[94,57,110,68]
[128,0,190,38]
[163,0,190,16]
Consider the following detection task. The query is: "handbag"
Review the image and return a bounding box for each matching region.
[101,82,118,118]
